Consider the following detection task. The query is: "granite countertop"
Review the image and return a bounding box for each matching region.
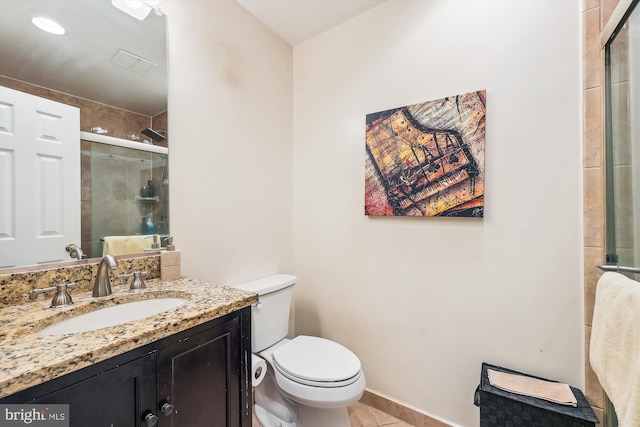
[0,277,258,398]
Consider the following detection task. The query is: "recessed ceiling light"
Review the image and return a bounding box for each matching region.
[32,17,66,35]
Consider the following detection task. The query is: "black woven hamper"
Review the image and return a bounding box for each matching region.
[474,363,599,427]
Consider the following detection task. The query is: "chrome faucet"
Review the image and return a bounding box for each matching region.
[93,254,119,297]
[65,243,86,260]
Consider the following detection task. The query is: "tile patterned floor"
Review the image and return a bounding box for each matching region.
[252,402,415,426]
[348,402,416,427]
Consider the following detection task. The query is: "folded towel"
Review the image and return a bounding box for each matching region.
[102,235,156,256]
[487,369,577,407]
[590,271,640,427]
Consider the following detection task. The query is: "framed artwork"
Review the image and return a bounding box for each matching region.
[365,90,486,217]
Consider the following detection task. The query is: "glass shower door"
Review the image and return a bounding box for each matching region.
[86,141,169,257]
[605,1,640,279]
[603,2,640,427]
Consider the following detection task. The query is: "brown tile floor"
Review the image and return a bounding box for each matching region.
[348,402,416,427]
[252,402,415,426]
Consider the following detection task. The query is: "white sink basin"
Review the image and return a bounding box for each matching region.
[39,298,187,335]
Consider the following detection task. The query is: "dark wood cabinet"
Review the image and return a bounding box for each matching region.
[31,353,157,427]
[2,308,252,427]
[157,314,242,427]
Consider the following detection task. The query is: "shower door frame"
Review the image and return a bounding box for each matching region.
[80,132,169,258]
[601,1,640,426]
[603,0,640,268]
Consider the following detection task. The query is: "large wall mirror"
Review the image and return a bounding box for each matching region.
[0,0,168,269]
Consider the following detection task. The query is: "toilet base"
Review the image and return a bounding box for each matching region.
[297,406,351,427]
[255,403,296,427]
[254,371,297,426]
[254,369,352,427]
[254,402,351,427]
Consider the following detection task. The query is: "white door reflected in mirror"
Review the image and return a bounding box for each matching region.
[0,86,80,268]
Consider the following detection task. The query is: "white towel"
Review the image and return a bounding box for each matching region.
[590,272,640,427]
[487,369,577,406]
[102,235,156,256]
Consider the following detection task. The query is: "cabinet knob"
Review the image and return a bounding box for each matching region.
[144,413,158,427]
[160,402,175,416]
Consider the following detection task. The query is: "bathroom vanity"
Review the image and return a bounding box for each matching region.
[0,276,257,427]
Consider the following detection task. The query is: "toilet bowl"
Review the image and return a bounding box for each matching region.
[235,274,365,427]
[262,336,366,408]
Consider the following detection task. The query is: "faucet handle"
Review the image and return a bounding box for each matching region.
[32,282,77,308]
[130,271,148,291]
[117,271,148,291]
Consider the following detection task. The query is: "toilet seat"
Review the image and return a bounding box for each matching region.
[272,336,361,387]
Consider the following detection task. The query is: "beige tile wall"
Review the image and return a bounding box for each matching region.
[0,75,153,140]
[582,0,620,425]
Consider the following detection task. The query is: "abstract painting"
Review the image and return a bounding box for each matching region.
[365,90,486,217]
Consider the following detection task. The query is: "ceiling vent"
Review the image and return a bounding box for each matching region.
[112,49,157,74]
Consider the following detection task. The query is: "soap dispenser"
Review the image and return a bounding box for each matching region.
[146,216,155,235]
[150,234,160,249]
[142,216,155,235]
[164,236,175,251]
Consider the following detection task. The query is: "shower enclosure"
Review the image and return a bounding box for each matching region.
[81,132,169,258]
[603,1,640,426]
[605,1,640,275]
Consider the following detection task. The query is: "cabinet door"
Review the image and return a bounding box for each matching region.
[32,352,157,427]
[157,317,241,427]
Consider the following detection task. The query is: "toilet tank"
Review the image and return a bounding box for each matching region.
[235,274,296,352]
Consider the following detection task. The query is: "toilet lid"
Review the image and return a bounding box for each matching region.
[272,336,361,383]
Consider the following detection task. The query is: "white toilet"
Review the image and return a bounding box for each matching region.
[236,274,365,427]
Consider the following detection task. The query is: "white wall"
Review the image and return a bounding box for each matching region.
[292,1,583,426]
[162,0,293,286]
[163,0,582,425]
